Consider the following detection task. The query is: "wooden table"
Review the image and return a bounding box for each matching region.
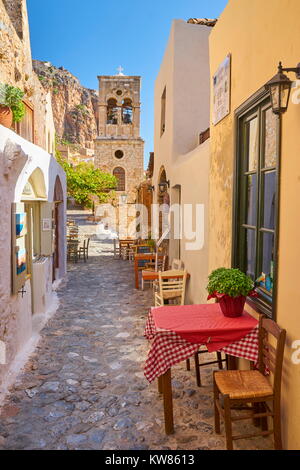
[142,270,190,283]
[144,304,259,434]
[134,253,157,289]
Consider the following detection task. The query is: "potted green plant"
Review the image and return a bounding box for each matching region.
[207,267,257,317]
[145,232,155,251]
[0,84,25,128]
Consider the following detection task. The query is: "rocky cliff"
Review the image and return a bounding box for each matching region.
[32,60,99,149]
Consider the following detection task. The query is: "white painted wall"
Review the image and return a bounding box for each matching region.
[153,20,211,304]
[0,125,66,392]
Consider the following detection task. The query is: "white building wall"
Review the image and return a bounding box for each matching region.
[153,19,212,304]
[0,125,66,395]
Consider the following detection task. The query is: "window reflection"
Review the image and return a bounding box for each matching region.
[263,171,276,229]
[245,228,256,280]
[264,107,277,168]
[247,117,258,171]
[246,174,257,226]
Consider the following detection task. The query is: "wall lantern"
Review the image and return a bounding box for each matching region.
[265,61,300,114]
[158,180,170,193]
[120,194,128,204]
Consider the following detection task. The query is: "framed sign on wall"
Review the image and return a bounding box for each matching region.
[212,53,231,125]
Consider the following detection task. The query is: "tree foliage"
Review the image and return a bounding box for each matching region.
[56,151,117,208]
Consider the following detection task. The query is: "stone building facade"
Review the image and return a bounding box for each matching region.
[94,74,144,206]
[0,0,66,400]
[0,0,55,152]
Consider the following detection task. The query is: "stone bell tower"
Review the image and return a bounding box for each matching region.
[94,68,144,206]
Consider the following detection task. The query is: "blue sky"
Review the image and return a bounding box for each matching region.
[27,0,228,167]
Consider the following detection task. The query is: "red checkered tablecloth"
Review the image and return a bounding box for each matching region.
[144,309,259,383]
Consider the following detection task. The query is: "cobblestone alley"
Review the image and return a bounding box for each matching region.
[0,212,273,450]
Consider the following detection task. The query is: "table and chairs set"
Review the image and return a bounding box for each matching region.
[115,238,286,449]
[66,218,90,263]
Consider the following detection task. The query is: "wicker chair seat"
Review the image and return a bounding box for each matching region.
[215,370,273,400]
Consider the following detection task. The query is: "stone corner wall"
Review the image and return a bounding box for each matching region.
[0,0,53,151]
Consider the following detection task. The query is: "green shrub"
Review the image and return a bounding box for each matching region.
[75,104,89,116]
[207,267,255,298]
[56,153,117,208]
[2,84,25,123]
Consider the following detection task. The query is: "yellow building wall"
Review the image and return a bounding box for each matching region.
[209,0,300,449]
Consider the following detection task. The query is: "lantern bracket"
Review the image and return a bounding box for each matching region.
[280,62,300,79]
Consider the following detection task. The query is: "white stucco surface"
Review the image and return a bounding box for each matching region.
[153,20,211,304]
[0,125,66,396]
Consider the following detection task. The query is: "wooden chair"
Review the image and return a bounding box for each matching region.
[154,270,187,306]
[213,315,286,450]
[113,239,121,258]
[121,241,136,260]
[141,254,167,290]
[78,238,90,262]
[67,242,78,263]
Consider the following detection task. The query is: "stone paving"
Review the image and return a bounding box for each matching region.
[0,211,273,450]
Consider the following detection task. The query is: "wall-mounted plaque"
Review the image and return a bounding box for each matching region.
[42,218,52,231]
[212,54,231,125]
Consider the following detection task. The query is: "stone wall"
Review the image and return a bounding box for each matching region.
[94,138,144,203]
[98,76,141,139]
[0,0,54,150]
[33,60,99,150]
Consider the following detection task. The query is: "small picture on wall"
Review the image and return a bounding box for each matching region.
[16,213,27,237]
[42,218,52,231]
[16,248,26,275]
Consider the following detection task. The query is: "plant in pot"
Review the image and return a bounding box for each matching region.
[146,233,156,251]
[207,267,257,317]
[0,84,25,128]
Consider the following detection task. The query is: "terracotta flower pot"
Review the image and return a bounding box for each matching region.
[219,294,246,318]
[0,105,13,128]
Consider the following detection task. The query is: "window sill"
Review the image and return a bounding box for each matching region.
[246,295,273,318]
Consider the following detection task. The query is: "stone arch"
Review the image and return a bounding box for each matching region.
[157,166,170,239]
[157,166,168,203]
[107,98,118,124]
[53,175,64,279]
[54,175,64,201]
[113,166,126,191]
[122,98,133,124]
[21,166,47,200]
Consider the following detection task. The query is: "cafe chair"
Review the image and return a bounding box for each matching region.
[141,254,167,290]
[113,239,121,259]
[213,315,286,450]
[78,238,90,262]
[154,270,187,306]
[67,242,78,263]
[121,241,136,260]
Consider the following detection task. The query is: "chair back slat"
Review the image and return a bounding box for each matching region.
[155,253,166,272]
[158,270,187,305]
[258,316,286,395]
